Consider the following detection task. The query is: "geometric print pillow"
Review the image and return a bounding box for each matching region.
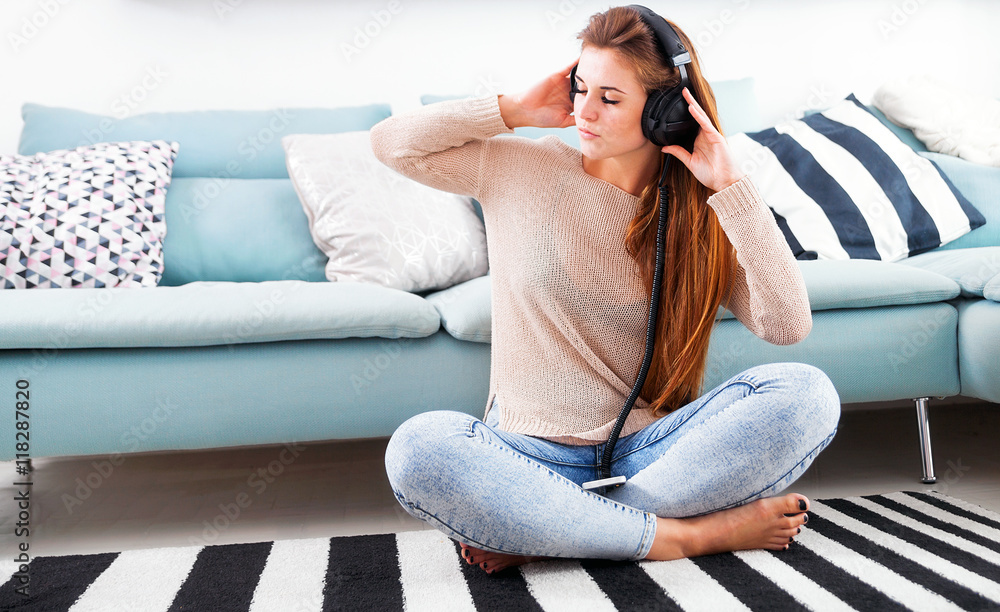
[727,94,986,262]
[1,140,179,288]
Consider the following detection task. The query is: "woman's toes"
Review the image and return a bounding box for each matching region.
[765,538,789,551]
[782,494,809,516]
[461,544,489,565]
[481,558,506,574]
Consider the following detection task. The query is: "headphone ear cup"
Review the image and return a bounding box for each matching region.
[643,87,700,150]
[641,89,677,147]
[569,64,578,104]
[641,90,661,145]
[660,89,692,125]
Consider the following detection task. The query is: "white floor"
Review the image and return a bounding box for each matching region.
[2,397,998,559]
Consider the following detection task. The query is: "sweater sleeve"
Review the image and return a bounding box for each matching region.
[369,95,515,198]
[707,176,812,345]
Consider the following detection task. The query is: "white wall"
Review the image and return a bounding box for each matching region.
[3,0,998,154]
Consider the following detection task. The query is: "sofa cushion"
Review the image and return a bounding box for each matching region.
[2,140,178,289]
[160,178,327,286]
[714,259,960,320]
[897,246,1000,297]
[956,299,1000,403]
[0,280,440,349]
[923,152,1000,251]
[422,261,959,339]
[985,275,1000,302]
[18,102,391,179]
[797,259,961,308]
[425,275,492,343]
[729,94,985,261]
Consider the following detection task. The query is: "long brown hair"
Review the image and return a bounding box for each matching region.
[578,7,736,417]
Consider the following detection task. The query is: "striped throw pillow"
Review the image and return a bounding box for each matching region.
[728,94,986,261]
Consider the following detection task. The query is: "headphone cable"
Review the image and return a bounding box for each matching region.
[594,155,671,490]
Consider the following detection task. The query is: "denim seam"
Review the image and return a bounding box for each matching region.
[395,494,507,553]
[478,420,601,469]
[616,379,759,462]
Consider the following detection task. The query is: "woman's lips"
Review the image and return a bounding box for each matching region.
[579,127,599,139]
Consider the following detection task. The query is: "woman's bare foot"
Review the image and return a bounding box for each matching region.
[458,493,810,573]
[645,493,810,561]
[459,543,548,575]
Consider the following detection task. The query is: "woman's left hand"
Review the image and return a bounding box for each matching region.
[660,87,746,193]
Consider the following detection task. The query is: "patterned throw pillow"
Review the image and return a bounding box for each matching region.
[1,140,179,288]
[282,131,488,292]
[727,95,985,262]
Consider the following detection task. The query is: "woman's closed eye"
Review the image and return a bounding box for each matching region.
[572,85,620,105]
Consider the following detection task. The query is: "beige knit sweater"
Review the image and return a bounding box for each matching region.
[370,95,812,445]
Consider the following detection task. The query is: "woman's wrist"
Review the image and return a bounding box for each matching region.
[714,172,747,192]
[497,94,527,129]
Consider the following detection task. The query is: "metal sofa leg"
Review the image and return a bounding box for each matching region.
[914,397,936,484]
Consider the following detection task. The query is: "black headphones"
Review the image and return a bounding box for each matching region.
[569,4,699,151]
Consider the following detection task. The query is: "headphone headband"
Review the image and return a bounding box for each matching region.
[625,5,691,69]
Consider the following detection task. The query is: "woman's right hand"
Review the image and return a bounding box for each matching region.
[498,59,578,130]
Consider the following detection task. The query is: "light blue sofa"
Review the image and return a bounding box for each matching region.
[3,79,999,487]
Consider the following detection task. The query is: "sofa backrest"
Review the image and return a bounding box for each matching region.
[18,87,997,287]
[18,103,391,285]
[922,152,1000,251]
[19,103,392,179]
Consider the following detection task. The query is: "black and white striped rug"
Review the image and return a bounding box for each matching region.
[2,491,999,611]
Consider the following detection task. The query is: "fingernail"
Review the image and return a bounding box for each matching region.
[799,499,807,511]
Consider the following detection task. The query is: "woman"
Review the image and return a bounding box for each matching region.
[372,6,840,574]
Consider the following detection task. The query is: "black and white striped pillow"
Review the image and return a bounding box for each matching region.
[728,95,986,261]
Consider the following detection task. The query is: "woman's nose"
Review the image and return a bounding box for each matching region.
[576,94,598,121]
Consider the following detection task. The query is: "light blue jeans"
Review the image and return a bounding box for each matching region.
[384,362,840,561]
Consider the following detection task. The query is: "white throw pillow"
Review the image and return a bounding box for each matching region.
[1,140,178,288]
[283,131,488,292]
[872,74,1000,167]
[727,95,985,262]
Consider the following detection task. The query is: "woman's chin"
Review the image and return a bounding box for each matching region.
[578,140,605,160]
